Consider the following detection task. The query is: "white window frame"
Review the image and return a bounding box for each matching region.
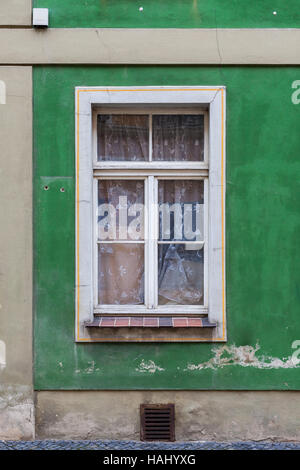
[75,86,226,342]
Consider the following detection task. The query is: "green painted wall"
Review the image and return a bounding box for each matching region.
[34,66,300,390]
[33,0,300,29]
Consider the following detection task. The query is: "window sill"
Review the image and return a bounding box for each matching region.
[85,316,216,328]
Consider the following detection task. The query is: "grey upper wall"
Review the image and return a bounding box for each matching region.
[0,66,33,439]
[0,0,32,26]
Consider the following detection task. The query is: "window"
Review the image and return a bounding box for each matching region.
[94,108,208,312]
[76,87,226,342]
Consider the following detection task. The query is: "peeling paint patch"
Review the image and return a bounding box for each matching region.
[135,360,165,373]
[73,361,101,374]
[186,344,300,371]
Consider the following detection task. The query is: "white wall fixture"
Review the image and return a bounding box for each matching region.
[33,8,49,28]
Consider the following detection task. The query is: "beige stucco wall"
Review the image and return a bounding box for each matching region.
[0,66,33,439]
[36,391,300,442]
[0,28,300,64]
[0,0,32,26]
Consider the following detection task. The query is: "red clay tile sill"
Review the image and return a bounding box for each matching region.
[85,316,216,328]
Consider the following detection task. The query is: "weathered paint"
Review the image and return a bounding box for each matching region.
[185,344,300,371]
[34,65,300,390]
[33,0,300,29]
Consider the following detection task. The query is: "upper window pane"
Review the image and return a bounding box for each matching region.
[97,114,149,161]
[152,115,204,161]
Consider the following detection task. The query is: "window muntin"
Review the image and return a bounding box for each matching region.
[93,107,208,314]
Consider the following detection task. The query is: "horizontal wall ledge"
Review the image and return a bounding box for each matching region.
[0,28,300,64]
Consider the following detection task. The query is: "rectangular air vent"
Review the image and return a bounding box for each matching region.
[140,404,175,441]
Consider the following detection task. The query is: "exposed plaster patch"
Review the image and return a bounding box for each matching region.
[136,360,165,373]
[84,361,96,374]
[73,361,101,374]
[0,385,32,410]
[186,344,300,371]
[0,385,34,439]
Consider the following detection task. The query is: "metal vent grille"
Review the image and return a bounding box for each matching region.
[140,404,175,441]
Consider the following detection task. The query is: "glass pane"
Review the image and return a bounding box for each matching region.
[152,115,204,161]
[98,244,144,305]
[97,114,149,161]
[158,180,204,241]
[98,180,144,241]
[158,244,204,305]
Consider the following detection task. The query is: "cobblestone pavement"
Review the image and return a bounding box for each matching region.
[0,440,299,450]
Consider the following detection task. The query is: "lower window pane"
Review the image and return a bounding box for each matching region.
[158,243,204,305]
[98,244,144,305]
